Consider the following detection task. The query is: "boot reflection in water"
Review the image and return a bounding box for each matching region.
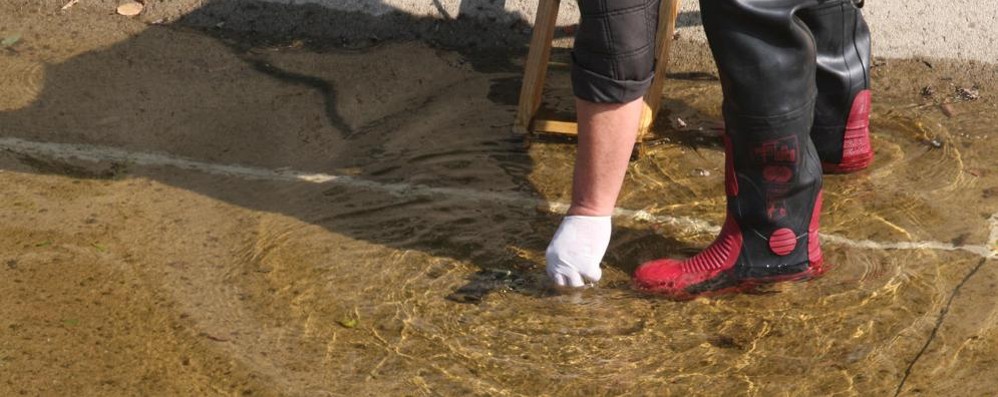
[545,0,873,298]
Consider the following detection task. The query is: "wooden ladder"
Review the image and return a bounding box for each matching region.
[514,0,682,153]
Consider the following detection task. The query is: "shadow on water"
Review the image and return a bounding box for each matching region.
[0,0,703,303]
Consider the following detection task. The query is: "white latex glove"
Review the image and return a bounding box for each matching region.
[545,215,611,288]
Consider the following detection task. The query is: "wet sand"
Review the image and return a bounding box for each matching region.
[2,2,998,396]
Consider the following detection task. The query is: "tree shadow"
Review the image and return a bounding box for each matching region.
[0,0,702,303]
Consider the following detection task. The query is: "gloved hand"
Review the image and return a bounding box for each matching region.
[545,215,611,288]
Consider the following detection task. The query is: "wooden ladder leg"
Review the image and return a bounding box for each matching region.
[514,0,561,135]
[638,0,682,142]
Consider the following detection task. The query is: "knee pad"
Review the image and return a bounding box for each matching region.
[571,0,660,103]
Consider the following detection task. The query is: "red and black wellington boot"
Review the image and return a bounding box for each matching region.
[821,89,873,173]
[634,108,826,299]
[799,0,874,173]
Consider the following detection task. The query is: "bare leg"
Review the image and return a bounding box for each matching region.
[567,97,643,216]
[545,97,642,287]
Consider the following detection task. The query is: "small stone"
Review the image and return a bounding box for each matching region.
[117,2,143,17]
[941,103,956,118]
[675,117,687,129]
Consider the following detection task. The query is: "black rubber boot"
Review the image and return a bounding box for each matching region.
[634,105,826,298]
[799,0,874,173]
[634,0,828,298]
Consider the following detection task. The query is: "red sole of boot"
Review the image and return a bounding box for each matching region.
[822,151,872,174]
[635,261,827,301]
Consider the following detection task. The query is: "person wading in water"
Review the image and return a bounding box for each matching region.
[545,0,872,298]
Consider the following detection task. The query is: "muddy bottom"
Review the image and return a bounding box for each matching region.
[1,4,997,396]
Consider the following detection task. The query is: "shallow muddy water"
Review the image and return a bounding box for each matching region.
[1,4,997,396]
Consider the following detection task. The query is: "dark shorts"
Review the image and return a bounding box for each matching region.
[571,0,866,105]
[571,0,660,104]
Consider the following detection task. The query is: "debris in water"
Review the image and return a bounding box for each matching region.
[1,34,21,48]
[692,168,711,177]
[956,87,980,101]
[675,117,688,129]
[91,242,107,252]
[446,289,483,303]
[643,137,672,148]
[337,317,358,329]
[61,0,79,11]
[117,2,144,17]
[928,138,944,149]
[446,268,525,304]
[198,332,230,342]
[920,86,935,98]
[708,335,743,350]
[951,233,971,247]
[485,268,514,280]
[254,266,273,274]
